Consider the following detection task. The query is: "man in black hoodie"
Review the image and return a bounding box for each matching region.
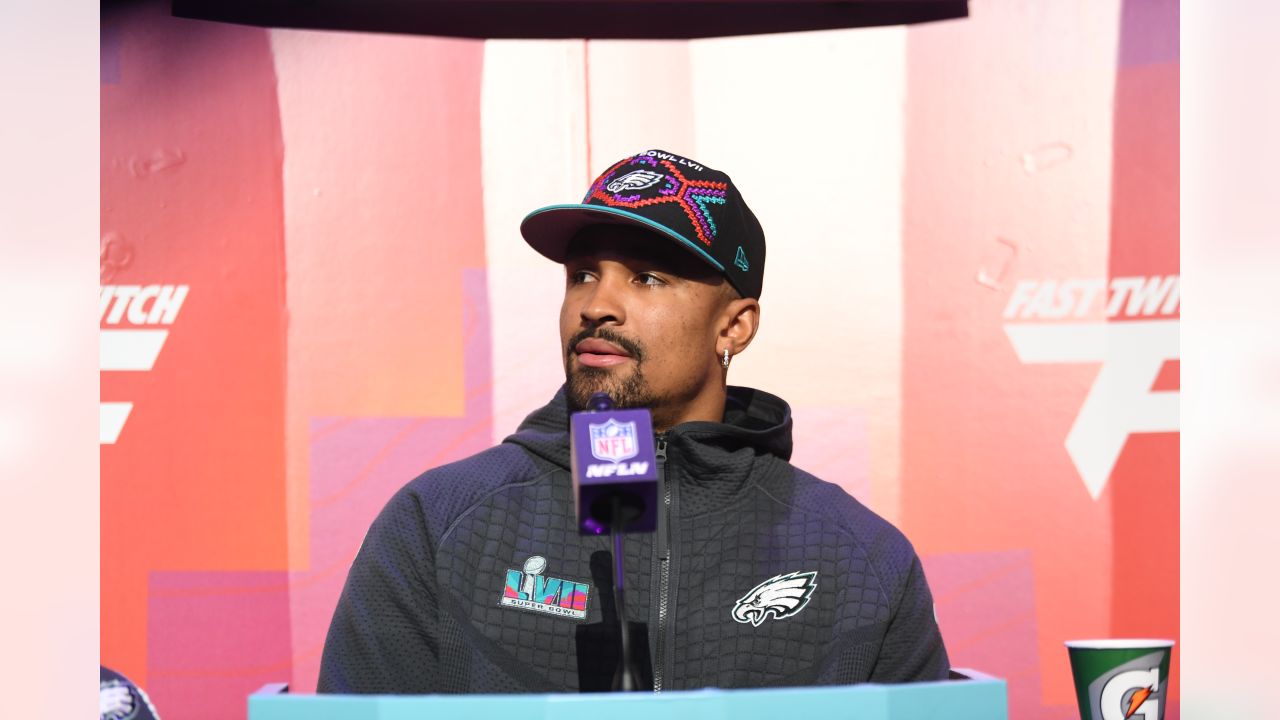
[318,149,949,694]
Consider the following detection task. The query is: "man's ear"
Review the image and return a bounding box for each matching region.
[720,296,760,359]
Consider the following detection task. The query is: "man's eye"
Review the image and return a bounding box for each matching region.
[569,270,597,284]
[636,273,665,286]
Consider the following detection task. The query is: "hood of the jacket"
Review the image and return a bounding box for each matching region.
[503,384,794,475]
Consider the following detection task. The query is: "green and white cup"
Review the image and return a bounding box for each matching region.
[1065,639,1174,720]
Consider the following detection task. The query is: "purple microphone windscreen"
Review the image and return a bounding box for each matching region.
[570,400,658,535]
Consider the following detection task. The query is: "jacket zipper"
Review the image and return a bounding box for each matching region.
[653,436,670,693]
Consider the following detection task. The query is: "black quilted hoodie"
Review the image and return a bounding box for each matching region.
[318,386,949,693]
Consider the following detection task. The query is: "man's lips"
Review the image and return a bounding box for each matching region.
[574,338,633,368]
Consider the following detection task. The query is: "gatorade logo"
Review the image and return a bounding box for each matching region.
[1083,652,1167,720]
[1101,669,1159,720]
[1002,276,1179,499]
[99,284,190,445]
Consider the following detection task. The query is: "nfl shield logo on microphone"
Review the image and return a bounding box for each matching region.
[588,419,638,463]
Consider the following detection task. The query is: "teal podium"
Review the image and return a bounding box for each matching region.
[249,669,1006,720]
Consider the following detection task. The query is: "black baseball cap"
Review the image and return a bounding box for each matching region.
[520,149,767,299]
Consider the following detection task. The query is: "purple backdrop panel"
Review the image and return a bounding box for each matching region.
[923,550,1042,718]
[147,571,293,720]
[101,21,121,84]
[1119,0,1179,67]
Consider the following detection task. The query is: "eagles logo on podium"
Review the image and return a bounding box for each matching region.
[100,666,161,720]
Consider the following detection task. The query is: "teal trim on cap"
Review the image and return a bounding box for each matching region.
[521,204,726,272]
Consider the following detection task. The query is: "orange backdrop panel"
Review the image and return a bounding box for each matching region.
[101,4,288,687]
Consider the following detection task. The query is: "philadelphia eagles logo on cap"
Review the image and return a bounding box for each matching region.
[731,571,817,626]
[606,169,665,193]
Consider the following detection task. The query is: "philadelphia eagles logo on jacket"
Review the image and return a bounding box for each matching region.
[731,571,818,626]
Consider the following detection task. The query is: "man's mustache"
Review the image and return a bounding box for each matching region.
[566,327,645,362]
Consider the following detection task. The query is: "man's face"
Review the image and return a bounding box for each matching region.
[560,225,733,426]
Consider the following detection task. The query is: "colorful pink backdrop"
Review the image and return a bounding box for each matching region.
[101,1,1179,718]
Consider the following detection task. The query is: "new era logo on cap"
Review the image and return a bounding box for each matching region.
[520,149,767,299]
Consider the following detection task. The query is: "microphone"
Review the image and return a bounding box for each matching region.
[570,392,658,535]
[570,391,657,691]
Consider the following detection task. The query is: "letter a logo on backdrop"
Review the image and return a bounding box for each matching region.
[1002,275,1179,499]
[100,284,190,444]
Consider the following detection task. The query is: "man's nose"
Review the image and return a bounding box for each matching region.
[580,275,626,326]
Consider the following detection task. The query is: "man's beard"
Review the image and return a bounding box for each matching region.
[564,328,658,413]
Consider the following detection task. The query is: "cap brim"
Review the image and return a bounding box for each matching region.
[519,204,726,272]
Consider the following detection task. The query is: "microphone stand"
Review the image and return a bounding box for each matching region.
[609,495,642,691]
[579,391,648,691]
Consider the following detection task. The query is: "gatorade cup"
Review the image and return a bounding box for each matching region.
[1065,639,1174,720]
